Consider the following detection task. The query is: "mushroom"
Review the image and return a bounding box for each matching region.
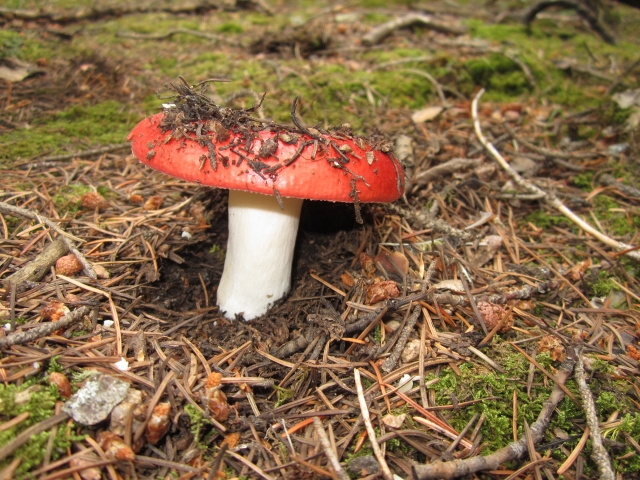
[128,94,404,320]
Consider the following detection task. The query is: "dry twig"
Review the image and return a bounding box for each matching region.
[312,417,349,480]
[362,14,466,45]
[574,351,615,480]
[471,89,640,262]
[412,349,577,479]
[0,201,97,278]
[354,368,393,480]
[0,306,90,349]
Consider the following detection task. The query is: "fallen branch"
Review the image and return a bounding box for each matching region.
[471,89,640,262]
[0,306,90,349]
[381,305,421,373]
[574,351,615,480]
[0,1,271,24]
[387,203,474,241]
[0,201,97,279]
[2,237,68,288]
[362,14,466,45]
[523,0,615,44]
[412,348,577,479]
[116,29,233,44]
[599,173,640,200]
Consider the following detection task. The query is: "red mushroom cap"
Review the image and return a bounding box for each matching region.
[128,113,404,203]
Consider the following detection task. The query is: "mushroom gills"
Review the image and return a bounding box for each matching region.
[216,189,303,320]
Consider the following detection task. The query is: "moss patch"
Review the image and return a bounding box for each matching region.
[426,348,633,460]
[0,381,77,477]
[0,100,137,164]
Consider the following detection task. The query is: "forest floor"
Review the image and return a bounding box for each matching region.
[1,1,640,479]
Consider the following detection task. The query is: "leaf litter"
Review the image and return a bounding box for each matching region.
[0,1,640,479]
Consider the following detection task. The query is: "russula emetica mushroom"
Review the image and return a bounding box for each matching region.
[128,100,404,320]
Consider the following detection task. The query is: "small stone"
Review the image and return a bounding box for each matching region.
[63,374,129,425]
[349,455,380,476]
[110,388,144,436]
[401,339,422,363]
[382,413,406,429]
[503,110,521,122]
[411,106,443,123]
[385,320,401,332]
[92,264,110,279]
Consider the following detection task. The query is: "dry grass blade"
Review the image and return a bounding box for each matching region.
[472,89,640,262]
[354,368,393,480]
[312,416,350,480]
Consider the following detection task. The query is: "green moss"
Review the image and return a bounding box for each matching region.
[464,53,531,97]
[216,22,243,34]
[601,413,640,474]
[184,404,212,449]
[273,385,294,407]
[373,324,382,343]
[344,445,374,470]
[96,185,111,198]
[425,345,632,454]
[52,184,92,214]
[600,103,634,126]
[47,356,64,374]
[0,382,76,477]
[588,270,618,297]
[0,100,137,164]
[525,210,569,229]
[573,172,594,190]
[593,196,639,236]
[0,30,23,60]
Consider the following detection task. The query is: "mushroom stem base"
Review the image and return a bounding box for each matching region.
[217,190,303,320]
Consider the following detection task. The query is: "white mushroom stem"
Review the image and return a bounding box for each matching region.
[217,189,303,320]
